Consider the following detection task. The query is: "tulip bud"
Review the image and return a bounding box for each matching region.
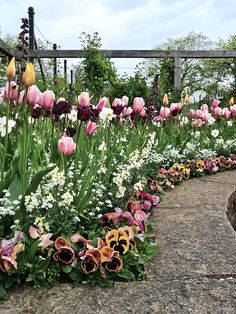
[21,63,35,87]
[6,57,16,80]
[162,94,169,105]
[229,97,235,106]
[184,93,190,104]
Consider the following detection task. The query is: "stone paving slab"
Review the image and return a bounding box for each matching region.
[1,171,236,313]
[159,179,236,210]
[1,278,236,314]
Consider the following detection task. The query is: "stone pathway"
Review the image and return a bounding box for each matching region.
[1,171,236,314]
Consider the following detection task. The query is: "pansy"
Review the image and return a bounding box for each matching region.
[100,246,123,272]
[81,248,101,274]
[53,237,75,264]
[105,228,130,255]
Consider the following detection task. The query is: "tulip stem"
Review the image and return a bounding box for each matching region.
[73,120,82,186]
[1,79,11,191]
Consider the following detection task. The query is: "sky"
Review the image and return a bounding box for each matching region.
[0,0,236,75]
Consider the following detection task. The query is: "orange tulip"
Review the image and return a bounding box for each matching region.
[6,57,16,80]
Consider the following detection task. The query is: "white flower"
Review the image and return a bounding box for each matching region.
[0,116,16,137]
[211,129,220,138]
[208,117,216,125]
[98,141,106,151]
[67,109,78,122]
[99,107,116,122]
[227,121,233,127]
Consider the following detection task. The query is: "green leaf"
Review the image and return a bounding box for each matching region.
[26,274,34,282]
[40,257,51,271]
[3,150,20,190]
[8,171,22,203]
[98,279,114,288]
[62,265,72,273]
[24,165,56,196]
[0,285,7,300]
[68,270,83,283]
[116,269,135,281]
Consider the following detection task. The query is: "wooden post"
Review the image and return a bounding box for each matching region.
[70,69,73,85]
[34,36,46,86]
[64,59,67,81]
[28,6,35,63]
[174,57,181,90]
[53,43,57,85]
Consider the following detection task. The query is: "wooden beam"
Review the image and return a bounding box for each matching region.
[174,57,182,90]
[26,49,236,59]
[0,39,15,57]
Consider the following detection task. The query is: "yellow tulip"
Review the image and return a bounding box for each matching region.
[162,93,169,105]
[6,57,16,80]
[229,97,235,105]
[21,63,35,87]
[184,93,190,104]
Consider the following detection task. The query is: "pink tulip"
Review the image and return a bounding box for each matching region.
[202,112,212,122]
[200,104,208,112]
[41,90,55,109]
[3,81,19,101]
[122,96,129,106]
[124,107,133,116]
[139,108,146,117]
[160,106,170,119]
[78,92,90,106]
[85,121,98,135]
[230,105,236,117]
[211,99,220,109]
[27,85,42,106]
[196,110,203,119]
[97,98,106,111]
[132,97,145,113]
[154,115,162,122]
[188,109,196,118]
[18,90,25,105]
[213,107,222,117]
[170,103,178,112]
[58,136,76,156]
[222,108,230,119]
[112,98,122,107]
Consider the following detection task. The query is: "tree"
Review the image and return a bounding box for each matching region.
[74,32,117,100]
[143,31,213,100]
[200,35,236,99]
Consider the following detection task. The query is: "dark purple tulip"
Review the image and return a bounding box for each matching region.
[52,101,71,116]
[77,105,92,121]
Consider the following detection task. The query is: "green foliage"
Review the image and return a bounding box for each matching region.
[74,32,117,100]
[109,68,151,103]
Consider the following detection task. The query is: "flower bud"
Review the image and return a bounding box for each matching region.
[6,57,16,80]
[21,63,35,87]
